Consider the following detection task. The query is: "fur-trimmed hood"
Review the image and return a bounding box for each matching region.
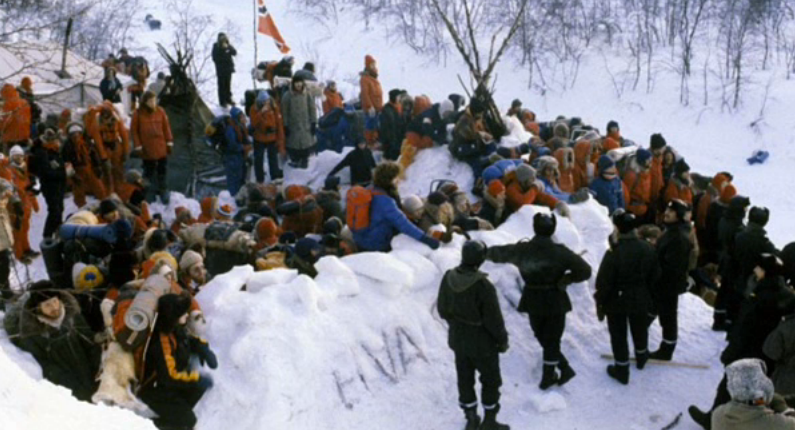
[554,147,575,171]
[19,290,81,338]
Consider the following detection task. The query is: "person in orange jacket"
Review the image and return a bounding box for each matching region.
[322,80,344,116]
[249,91,285,183]
[360,54,383,146]
[8,145,38,261]
[649,133,667,208]
[622,148,654,224]
[505,164,566,215]
[0,84,31,152]
[87,102,129,194]
[664,159,694,206]
[553,147,576,194]
[132,91,173,204]
[16,77,41,135]
[572,140,595,191]
[62,123,107,208]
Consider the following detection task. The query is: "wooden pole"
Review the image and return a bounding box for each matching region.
[56,18,73,79]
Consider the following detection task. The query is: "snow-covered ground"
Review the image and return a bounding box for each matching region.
[2,0,795,429]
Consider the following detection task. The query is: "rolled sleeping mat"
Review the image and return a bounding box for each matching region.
[124,274,172,332]
[59,223,117,244]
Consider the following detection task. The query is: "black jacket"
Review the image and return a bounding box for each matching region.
[327,147,376,186]
[99,77,123,103]
[734,223,778,295]
[703,201,727,262]
[718,209,746,287]
[655,221,693,297]
[379,103,405,152]
[487,236,592,315]
[29,140,67,199]
[596,233,661,315]
[437,266,508,357]
[212,42,237,74]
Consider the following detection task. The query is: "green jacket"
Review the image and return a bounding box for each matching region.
[712,401,795,430]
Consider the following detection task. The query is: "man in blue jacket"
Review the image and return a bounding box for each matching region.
[222,107,251,196]
[590,155,626,215]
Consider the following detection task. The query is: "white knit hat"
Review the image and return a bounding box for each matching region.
[179,250,203,272]
[401,195,423,214]
[9,145,24,157]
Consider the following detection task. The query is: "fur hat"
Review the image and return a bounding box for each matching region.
[726,358,774,404]
[179,250,203,273]
[748,206,770,227]
[9,145,24,158]
[638,224,662,242]
[461,240,487,268]
[667,199,691,220]
[99,199,118,216]
[72,263,104,292]
[729,195,751,212]
[373,162,401,190]
[650,133,667,150]
[402,195,424,215]
[720,184,738,204]
[487,180,506,197]
[27,280,61,311]
[322,217,343,236]
[613,211,636,234]
[515,164,537,187]
[427,191,449,206]
[636,148,653,165]
[553,122,570,139]
[533,213,557,237]
[156,293,193,334]
[149,251,178,273]
[606,120,619,133]
[674,159,690,175]
[757,253,784,277]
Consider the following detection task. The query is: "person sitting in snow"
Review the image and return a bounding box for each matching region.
[326,139,377,186]
[287,237,321,278]
[399,98,455,171]
[179,250,208,295]
[504,164,569,217]
[589,155,627,216]
[621,148,654,225]
[351,161,440,252]
[417,192,459,244]
[552,147,576,194]
[437,240,510,430]
[478,180,509,228]
[450,98,496,179]
[138,293,216,430]
[279,185,323,238]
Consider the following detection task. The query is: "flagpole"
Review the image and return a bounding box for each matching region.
[252,0,258,90]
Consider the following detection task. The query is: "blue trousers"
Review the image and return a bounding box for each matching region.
[223,152,245,195]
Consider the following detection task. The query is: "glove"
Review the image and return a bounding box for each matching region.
[498,341,509,354]
[555,201,571,218]
[310,123,316,136]
[367,107,376,117]
[419,235,440,250]
[569,188,591,204]
[197,374,214,391]
[197,342,218,369]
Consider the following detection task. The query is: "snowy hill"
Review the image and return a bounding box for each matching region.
[2,0,795,429]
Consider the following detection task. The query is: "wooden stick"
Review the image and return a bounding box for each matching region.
[600,354,710,370]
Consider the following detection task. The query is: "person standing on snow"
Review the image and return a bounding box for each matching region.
[132,91,173,204]
[281,75,317,169]
[29,128,66,239]
[221,107,251,196]
[211,32,237,108]
[438,240,510,430]
[379,89,406,161]
[485,213,592,390]
[250,91,285,183]
[595,211,660,385]
[360,54,383,146]
[326,140,376,186]
[8,145,39,262]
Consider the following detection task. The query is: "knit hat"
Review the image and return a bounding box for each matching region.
[427,191,448,206]
[255,217,280,245]
[20,76,32,91]
[9,145,23,157]
[511,99,522,109]
[72,263,105,292]
[748,206,770,227]
[149,251,178,273]
[674,159,690,175]
[365,55,376,68]
[717,184,737,205]
[487,179,506,197]
[439,99,454,117]
[650,133,667,150]
[461,240,487,268]
[613,211,637,234]
[157,293,193,334]
[179,250,203,273]
[99,199,118,216]
[66,122,84,136]
[388,89,403,103]
[636,148,652,165]
[757,253,784,277]
[515,164,537,186]
[256,91,270,105]
[533,213,557,237]
[726,358,774,404]
[597,155,615,174]
[606,120,619,133]
[217,204,234,218]
[402,195,424,215]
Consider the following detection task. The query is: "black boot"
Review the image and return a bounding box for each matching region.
[687,405,711,430]
[649,341,676,361]
[479,406,509,430]
[635,350,649,370]
[557,359,576,386]
[539,364,559,390]
[607,363,630,385]
[463,407,481,430]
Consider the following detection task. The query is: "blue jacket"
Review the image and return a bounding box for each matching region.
[590,176,625,215]
[482,159,522,186]
[539,177,571,203]
[353,189,426,252]
[223,109,250,154]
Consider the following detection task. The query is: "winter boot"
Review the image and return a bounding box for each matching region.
[557,359,576,386]
[649,340,676,361]
[687,405,711,430]
[539,364,559,390]
[607,363,630,385]
[479,406,509,430]
[635,350,649,370]
[463,408,481,430]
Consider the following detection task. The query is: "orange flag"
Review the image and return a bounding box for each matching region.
[257,0,290,54]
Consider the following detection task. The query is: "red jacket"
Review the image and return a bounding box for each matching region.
[250,102,285,151]
[623,168,653,217]
[131,106,172,160]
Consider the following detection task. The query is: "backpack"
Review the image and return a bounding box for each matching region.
[346,186,383,232]
[205,115,230,150]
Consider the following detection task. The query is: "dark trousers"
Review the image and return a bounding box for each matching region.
[143,158,168,203]
[529,313,567,364]
[254,141,282,183]
[655,294,679,343]
[607,313,649,363]
[0,249,10,309]
[140,384,206,429]
[217,71,233,106]
[287,148,310,169]
[43,192,64,239]
[714,281,742,324]
[455,351,502,410]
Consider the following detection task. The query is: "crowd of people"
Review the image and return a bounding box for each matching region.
[0,33,794,430]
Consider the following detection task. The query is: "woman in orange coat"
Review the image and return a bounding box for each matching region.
[664,159,694,206]
[505,164,560,213]
[8,145,38,261]
[63,124,108,207]
[88,102,129,194]
[360,55,383,145]
[132,91,173,204]
[0,84,31,152]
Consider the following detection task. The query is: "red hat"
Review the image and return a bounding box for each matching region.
[365,55,376,68]
[720,184,737,204]
[20,76,32,91]
[256,218,280,246]
[487,180,506,197]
